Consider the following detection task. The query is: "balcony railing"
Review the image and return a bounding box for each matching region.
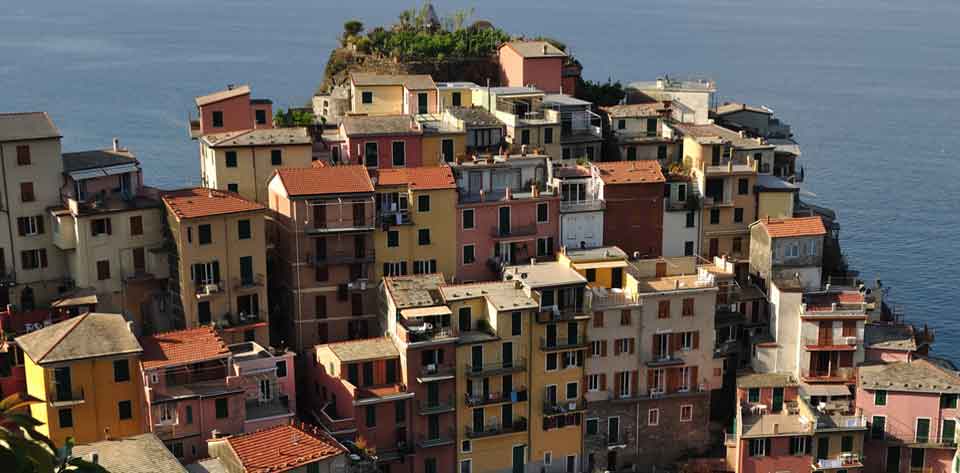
[801,336,858,349]
[416,428,456,448]
[590,290,640,309]
[800,367,856,383]
[646,351,687,367]
[465,359,527,377]
[813,453,863,470]
[307,217,375,233]
[539,335,588,351]
[379,210,413,226]
[465,417,528,439]
[416,363,456,381]
[232,274,265,290]
[560,199,604,212]
[307,249,375,266]
[465,388,528,407]
[417,395,455,415]
[194,281,222,297]
[218,310,266,330]
[543,398,587,416]
[870,421,958,448]
[49,387,85,406]
[536,305,589,323]
[490,224,539,239]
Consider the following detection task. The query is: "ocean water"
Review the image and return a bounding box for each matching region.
[3,0,958,356]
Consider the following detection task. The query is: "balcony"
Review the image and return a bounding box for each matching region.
[701,155,758,175]
[307,218,375,234]
[802,336,858,351]
[307,249,375,266]
[489,224,539,239]
[871,421,958,449]
[49,387,85,407]
[379,210,413,227]
[417,396,456,415]
[539,335,588,351]
[194,281,222,299]
[665,192,701,211]
[536,306,590,323]
[702,195,735,207]
[465,359,526,378]
[800,367,856,383]
[543,398,587,416]
[646,351,687,367]
[415,363,456,383]
[813,453,863,471]
[398,318,456,345]
[590,288,640,309]
[416,428,456,448]
[465,388,528,407]
[217,310,266,332]
[465,416,528,439]
[246,396,292,421]
[232,274,265,290]
[559,199,604,212]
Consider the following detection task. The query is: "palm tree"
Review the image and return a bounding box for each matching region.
[0,393,109,472]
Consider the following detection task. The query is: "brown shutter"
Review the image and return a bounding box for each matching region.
[106,218,112,235]
[601,340,607,357]
[669,334,678,354]
[691,366,699,390]
[631,370,639,396]
[693,331,700,349]
[652,334,658,357]
[629,338,635,354]
[667,368,678,394]
[647,370,655,392]
[594,311,603,328]
[35,216,44,234]
[39,249,47,268]
[600,373,607,390]
[582,376,588,395]
[613,372,621,395]
[16,218,25,236]
[614,339,621,356]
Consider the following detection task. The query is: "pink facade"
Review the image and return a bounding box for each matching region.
[402,343,457,473]
[736,436,812,473]
[456,196,560,282]
[499,44,564,94]
[405,89,439,115]
[197,90,273,136]
[342,133,424,169]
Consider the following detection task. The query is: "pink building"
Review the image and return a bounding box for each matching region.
[305,337,415,473]
[140,327,295,463]
[190,84,273,138]
[339,115,424,168]
[498,41,567,94]
[864,321,934,363]
[858,359,960,473]
[452,154,559,282]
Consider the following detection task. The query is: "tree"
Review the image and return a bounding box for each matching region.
[342,20,364,45]
[577,78,626,107]
[274,108,316,127]
[0,393,110,473]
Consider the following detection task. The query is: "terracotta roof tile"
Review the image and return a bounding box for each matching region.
[226,423,345,473]
[275,166,373,196]
[140,327,230,370]
[200,128,311,147]
[162,188,264,220]
[195,85,250,107]
[594,161,665,185]
[350,73,436,90]
[375,167,455,190]
[760,216,827,238]
[502,41,567,58]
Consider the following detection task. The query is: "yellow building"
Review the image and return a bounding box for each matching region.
[437,82,477,110]
[755,174,798,220]
[199,127,313,205]
[349,73,438,116]
[162,188,269,346]
[373,167,458,282]
[16,312,145,446]
[418,116,467,166]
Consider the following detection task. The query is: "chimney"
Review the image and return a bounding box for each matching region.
[112,138,120,152]
[542,44,548,55]
[674,279,680,290]
[521,144,528,156]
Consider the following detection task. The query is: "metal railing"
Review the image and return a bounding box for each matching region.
[560,199,604,212]
[464,359,526,377]
[543,398,587,415]
[233,274,265,289]
[307,249,375,266]
[416,428,456,448]
[539,335,588,351]
[49,387,85,405]
[193,281,222,296]
[417,363,455,380]
[417,395,455,415]
[465,417,528,439]
[489,224,539,239]
[465,388,527,407]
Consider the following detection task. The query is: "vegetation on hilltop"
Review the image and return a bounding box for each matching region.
[577,78,627,107]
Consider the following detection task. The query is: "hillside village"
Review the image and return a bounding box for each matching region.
[0,6,955,473]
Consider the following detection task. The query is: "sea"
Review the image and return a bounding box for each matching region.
[2,0,958,357]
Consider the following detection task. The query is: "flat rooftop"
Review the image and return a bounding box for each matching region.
[865,323,917,352]
[741,412,812,438]
[440,281,538,312]
[737,371,798,389]
[503,261,586,289]
[563,246,628,263]
[632,273,716,294]
[384,274,446,309]
[325,337,398,363]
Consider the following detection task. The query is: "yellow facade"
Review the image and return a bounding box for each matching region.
[200,142,313,205]
[165,206,269,346]
[351,84,405,115]
[813,430,866,471]
[26,354,145,446]
[373,186,457,283]
[438,87,474,110]
[757,190,795,220]
[421,132,466,167]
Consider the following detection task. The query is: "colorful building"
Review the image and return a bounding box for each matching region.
[266,166,377,349]
[442,106,507,156]
[205,422,348,473]
[471,86,562,159]
[349,73,438,116]
[437,82,477,110]
[594,160,666,258]
[452,154,559,282]
[162,188,269,345]
[602,102,677,162]
[662,171,701,257]
[748,216,827,293]
[189,84,273,138]
[73,433,190,473]
[551,166,604,249]
[374,167,458,282]
[627,77,716,125]
[498,41,567,94]
[542,94,603,163]
[417,113,467,166]
[339,115,425,169]
[17,312,145,445]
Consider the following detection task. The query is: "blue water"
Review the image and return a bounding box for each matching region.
[3,0,959,356]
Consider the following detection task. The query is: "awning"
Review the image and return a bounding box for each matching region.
[400,306,452,319]
[51,288,98,308]
[572,260,628,270]
[800,383,852,398]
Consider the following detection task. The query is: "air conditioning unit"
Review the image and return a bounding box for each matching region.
[844,336,857,345]
[204,283,219,294]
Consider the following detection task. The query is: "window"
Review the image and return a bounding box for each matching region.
[875,390,887,406]
[682,298,695,316]
[460,460,471,473]
[418,195,430,212]
[647,408,660,426]
[546,353,558,371]
[789,436,809,455]
[114,360,130,382]
[413,259,437,274]
[129,215,143,236]
[211,110,224,128]
[626,147,637,161]
[198,224,212,245]
[418,228,431,245]
[685,211,695,228]
[941,393,958,409]
[748,388,760,403]
[59,408,73,428]
[732,237,743,254]
[841,435,854,452]
[709,208,720,224]
[738,178,749,195]
[16,216,43,236]
[215,398,229,418]
[365,405,376,427]
[565,455,576,473]
[255,109,267,125]
[620,310,631,326]
[97,260,111,280]
[225,151,237,167]
[16,145,31,165]
[394,400,406,423]
[462,209,475,229]
[461,440,472,453]
[185,405,193,424]
[521,129,530,145]
[748,438,770,457]
[364,142,378,167]
[91,218,112,236]
[462,245,475,264]
[593,311,603,328]
[20,182,35,202]
[392,141,406,167]
[586,418,599,435]
[451,92,462,107]
[537,237,554,257]
[118,400,132,420]
[227,183,238,193]
[266,149,281,166]
[680,404,693,422]
[544,452,552,466]
[387,230,399,247]
[617,119,626,130]
[425,458,437,473]
[680,332,694,350]
[684,241,695,256]
[658,300,670,319]
[734,208,744,223]
[537,202,549,223]
[544,127,554,144]
[21,249,47,270]
[871,415,886,439]
[511,311,521,336]
[361,91,373,104]
[587,374,600,391]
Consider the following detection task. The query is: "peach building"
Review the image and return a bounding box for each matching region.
[189,84,273,138]
[266,166,377,349]
[339,115,424,169]
[349,73,438,116]
[602,102,677,162]
[498,41,567,94]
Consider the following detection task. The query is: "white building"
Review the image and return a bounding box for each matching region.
[552,166,604,249]
[627,76,716,125]
[662,177,700,257]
